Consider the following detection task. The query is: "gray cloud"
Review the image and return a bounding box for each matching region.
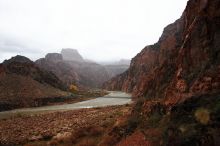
[0,36,31,52]
[0,0,188,63]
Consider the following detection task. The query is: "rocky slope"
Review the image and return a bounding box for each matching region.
[36,49,129,88]
[104,0,220,102]
[0,55,68,111]
[0,105,131,146]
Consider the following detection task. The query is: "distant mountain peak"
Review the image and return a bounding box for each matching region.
[45,53,63,62]
[61,48,84,62]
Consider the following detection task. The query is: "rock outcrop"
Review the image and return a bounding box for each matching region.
[0,55,68,111]
[61,48,84,62]
[45,53,63,62]
[104,0,220,103]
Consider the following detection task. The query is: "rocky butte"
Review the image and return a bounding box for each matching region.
[61,48,84,62]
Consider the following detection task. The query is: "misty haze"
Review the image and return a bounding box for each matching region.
[0,0,187,62]
[1,0,220,146]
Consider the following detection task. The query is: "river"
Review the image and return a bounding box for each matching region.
[0,91,132,119]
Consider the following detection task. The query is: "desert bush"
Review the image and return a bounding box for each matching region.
[71,128,87,143]
[88,126,104,136]
[48,132,72,145]
[194,108,210,125]
[71,126,104,144]
[126,114,140,134]
[99,135,120,146]
[77,139,96,146]
[69,84,78,93]
[146,112,162,128]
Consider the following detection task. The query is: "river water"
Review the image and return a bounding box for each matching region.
[0,91,132,119]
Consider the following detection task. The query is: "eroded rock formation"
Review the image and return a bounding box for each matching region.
[104,0,220,104]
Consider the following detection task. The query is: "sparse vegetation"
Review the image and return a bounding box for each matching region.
[69,84,79,93]
[0,105,131,146]
[194,108,210,125]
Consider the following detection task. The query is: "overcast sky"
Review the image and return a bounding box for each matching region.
[0,0,188,62]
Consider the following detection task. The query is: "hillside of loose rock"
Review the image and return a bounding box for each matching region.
[0,55,68,111]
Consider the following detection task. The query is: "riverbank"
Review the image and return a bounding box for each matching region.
[0,91,131,120]
[0,105,131,146]
[0,89,107,112]
[35,89,108,107]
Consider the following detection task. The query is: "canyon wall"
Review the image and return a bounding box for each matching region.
[104,0,220,104]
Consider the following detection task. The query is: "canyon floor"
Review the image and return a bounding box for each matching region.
[0,91,132,146]
[0,104,132,146]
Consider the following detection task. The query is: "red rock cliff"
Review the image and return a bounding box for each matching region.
[104,0,220,103]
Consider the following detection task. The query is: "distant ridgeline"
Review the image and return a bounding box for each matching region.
[36,48,130,89]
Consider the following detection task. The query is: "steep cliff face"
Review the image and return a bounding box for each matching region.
[101,1,220,145]
[61,48,84,62]
[104,17,184,98]
[104,0,220,103]
[45,53,63,62]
